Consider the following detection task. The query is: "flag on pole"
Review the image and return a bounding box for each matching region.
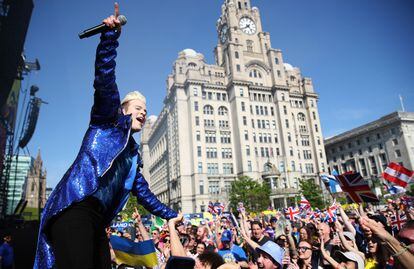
[391,212,407,231]
[299,196,311,211]
[110,236,158,267]
[321,174,343,193]
[152,216,165,229]
[383,162,413,188]
[335,172,379,203]
[383,182,406,195]
[284,207,300,221]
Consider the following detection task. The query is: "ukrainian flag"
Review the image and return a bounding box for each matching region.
[110,236,158,267]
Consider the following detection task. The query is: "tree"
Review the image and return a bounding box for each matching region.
[119,194,149,221]
[229,176,270,213]
[299,178,325,209]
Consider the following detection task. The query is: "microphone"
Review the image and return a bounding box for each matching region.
[78,15,127,39]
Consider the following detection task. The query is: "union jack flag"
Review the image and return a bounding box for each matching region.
[310,208,321,220]
[323,205,337,223]
[391,212,407,231]
[299,195,311,211]
[284,207,300,221]
[401,195,414,207]
[335,172,379,203]
[208,201,225,215]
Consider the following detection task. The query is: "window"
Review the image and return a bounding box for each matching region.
[197,146,202,157]
[204,119,215,127]
[395,149,401,157]
[240,88,244,97]
[207,164,219,176]
[299,125,307,133]
[246,145,250,156]
[223,163,233,174]
[196,131,200,141]
[203,105,214,115]
[376,133,381,139]
[366,136,370,143]
[208,180,219,193]
[392,139,398,146]
[205,131,216,143]
[244,130,249,140]
[235,51,239,59]
[218,106,228,116]
[283,105,287,115]
[198,163,203,173]
[301,137,310,146]
[193,87,198,96]
[270,107,274,116]
[276,148,280,156]
[241,102,246,112]
[206,147,218,158]
[281,93,285,101]
[236,64,241,72]
[297,113,305,121]
[247,161,252,172]
[199,179,204,193]
[303,150,312,159]
[195,116,199,126]
[219,120,229,128]
[277,70,281,77]
[275,57,279,65]
[305,164,314,173]
[247,40,253,52]
[243,116,247,126]
[221,148,232,159]
[312,111,316,120]
[285,119,289,128]
[194,101,199,111]
[315,124,319,132]
[287,133,292,142]
[220,131,231,143]
[289,147,294,156]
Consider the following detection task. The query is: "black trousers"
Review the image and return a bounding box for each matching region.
[49,197,111,269]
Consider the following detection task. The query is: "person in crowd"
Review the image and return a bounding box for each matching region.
[0,234,13,269]
[217,230,248,267]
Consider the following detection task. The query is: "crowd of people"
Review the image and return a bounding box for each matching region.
[107,198,414,269]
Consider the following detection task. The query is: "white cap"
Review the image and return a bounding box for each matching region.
[121,91,146,105]
[337,251,364,269]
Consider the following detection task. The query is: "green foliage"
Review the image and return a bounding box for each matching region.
[119,194,149,221]
[229,176,270,213]
[299,179,326,209]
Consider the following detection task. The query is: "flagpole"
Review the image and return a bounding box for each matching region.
[399,94,405,112]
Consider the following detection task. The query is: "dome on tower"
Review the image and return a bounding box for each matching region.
[181,48,197,57]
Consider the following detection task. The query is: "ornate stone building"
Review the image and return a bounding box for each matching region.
[141,0,327,213]
[23,150,47,209]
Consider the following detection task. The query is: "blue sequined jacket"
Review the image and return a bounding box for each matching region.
[34,30,177,268]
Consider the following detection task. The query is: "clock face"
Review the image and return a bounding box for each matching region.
[220,24,228,43]
[239,17,256,35]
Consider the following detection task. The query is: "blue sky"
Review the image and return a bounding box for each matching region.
[22,0,414,188]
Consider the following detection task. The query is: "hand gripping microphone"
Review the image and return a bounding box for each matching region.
[78,15,127,39]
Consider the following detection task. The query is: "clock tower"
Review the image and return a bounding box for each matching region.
[215,0,286,86]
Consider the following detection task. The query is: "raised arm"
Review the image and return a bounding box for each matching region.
[132,172,177,220]
[90,3,122,125]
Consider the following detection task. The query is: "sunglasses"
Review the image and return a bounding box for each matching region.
[298,246,312,252]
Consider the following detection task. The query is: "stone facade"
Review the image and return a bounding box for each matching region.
[141,0,327,213]
[325,112,414,189]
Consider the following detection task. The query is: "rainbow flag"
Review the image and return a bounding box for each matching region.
[110,236,158,267]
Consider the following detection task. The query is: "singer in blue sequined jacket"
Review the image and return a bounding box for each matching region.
[34,29,177,268]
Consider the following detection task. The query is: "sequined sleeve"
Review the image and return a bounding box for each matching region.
[90,30,121,125]
[132,172,178,220]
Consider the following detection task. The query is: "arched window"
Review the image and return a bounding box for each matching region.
[235,51,239,59]
[188,62,197,68]
[297,113,306,121]
[218,106,228,116]
[203,105,214,115]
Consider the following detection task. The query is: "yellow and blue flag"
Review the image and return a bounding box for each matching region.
[110,236,158,267]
